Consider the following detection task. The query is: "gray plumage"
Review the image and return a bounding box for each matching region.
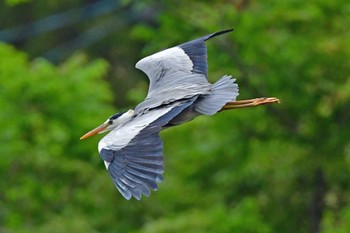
[100,98,196,200]
[98,29,239,200]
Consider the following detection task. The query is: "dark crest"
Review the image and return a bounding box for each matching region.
[110,112,123,120]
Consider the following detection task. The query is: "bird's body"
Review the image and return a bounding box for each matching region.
[81,29,279,200]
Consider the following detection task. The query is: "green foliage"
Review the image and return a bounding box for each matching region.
[131,0,350,232]
[5,0,30,6]
[0,0,349,232]
[0,43,115,232]
[139,198,271,233]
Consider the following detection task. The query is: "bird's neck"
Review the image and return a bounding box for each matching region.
[116,109,134,125]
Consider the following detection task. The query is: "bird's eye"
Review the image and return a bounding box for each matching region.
[108,120,113,125]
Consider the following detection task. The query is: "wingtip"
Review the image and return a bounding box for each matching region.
[224,28,234,33]
[204,28,234,41]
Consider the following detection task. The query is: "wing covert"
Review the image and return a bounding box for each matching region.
[178,29,234,77]
[99,98,195,200]
[135,29,233,94]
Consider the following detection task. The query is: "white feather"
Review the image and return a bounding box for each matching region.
[115,109,134,124]
[135,46,193,79]
[104,161,111,170]
[98,140,107,153]
[98,106,175,153]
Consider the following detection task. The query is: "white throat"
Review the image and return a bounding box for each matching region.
[114,109,135,125]
[98,109,135,153]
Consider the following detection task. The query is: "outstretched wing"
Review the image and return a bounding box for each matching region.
[136,29,232,93]
[98,98,195,200]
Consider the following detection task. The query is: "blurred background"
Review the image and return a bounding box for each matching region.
[0,0,349,232]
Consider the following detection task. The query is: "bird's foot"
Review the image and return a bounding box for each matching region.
[221,97,280,110]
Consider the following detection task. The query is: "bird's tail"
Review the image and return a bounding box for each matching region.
[194,75,239,115]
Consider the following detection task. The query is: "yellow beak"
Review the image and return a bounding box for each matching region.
[80,123,108,140]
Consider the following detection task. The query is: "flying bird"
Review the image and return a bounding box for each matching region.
[80,29,279,200]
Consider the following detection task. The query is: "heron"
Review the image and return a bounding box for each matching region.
[80,29,279,200]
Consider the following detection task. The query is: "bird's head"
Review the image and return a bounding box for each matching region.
[80,109,134,140]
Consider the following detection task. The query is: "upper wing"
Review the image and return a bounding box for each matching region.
[135,29,233,94]
[98,98,195,200]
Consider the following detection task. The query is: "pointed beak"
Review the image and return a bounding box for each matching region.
[80,123,108,140]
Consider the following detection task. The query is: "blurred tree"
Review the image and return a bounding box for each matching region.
[0,0,349,233]
[131,1,350,233]
[0,43,116,232]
